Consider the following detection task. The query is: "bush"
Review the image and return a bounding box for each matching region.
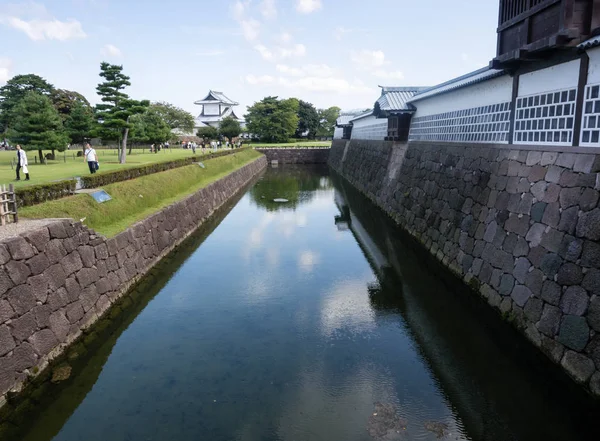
[45,153,55,160]
[76,151,83,157]
[16,180,76,207]
[80,148,249,189]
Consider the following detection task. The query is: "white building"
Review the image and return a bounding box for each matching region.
[194,90,245,131]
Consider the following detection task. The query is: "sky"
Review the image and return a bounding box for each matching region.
[0,0,499,117]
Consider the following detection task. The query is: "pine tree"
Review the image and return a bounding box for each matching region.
[65,100,95,146]
[8,92,69,161]
[95,62,148,163]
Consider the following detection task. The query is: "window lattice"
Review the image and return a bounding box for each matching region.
[350,120,388,140]
[581,84,600,146]
[408,103,511,143]
[514,89,576,145]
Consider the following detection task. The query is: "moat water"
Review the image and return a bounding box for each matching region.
[6,166,600,441]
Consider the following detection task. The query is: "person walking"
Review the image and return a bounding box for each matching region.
[15,145,30,181]
[84,143,98,174]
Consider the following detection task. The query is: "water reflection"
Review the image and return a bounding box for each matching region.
[4,166,599,441]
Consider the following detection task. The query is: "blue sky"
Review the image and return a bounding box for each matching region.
[0,0,499,116]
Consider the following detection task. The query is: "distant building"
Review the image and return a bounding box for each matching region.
[334,109,369,140]
[194,90,245,131]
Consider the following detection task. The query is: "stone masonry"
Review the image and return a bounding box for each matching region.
[255,148,329,164]
[0,155,267,404]
[329,139,600,398]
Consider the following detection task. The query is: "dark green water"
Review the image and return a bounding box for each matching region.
[6,166,600,441]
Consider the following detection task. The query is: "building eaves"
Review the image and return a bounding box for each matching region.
[377,87,428,113]
[408,67,506,103]
[349,109,374,123]
[578,35,600,50]
[194,90,239,106]
[336,109,369,126]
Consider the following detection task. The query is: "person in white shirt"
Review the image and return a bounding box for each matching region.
[84,143,98,174]
[15,145,29,181]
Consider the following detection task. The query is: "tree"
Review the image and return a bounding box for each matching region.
[245,96,299,143]
[130,107,172,145]
[51,89,91,120]
[65,100,95,146]
[317,106,341,137]
[196,125,218,144]
[0,74,54,134]
[8,91,69,161]
[295,100,319,139]
[95,62,148,163]
[151,102,195,133]
[219,117,242,144]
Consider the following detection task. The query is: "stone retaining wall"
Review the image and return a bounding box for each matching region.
[329,139,600,398]
[0,155,267,404]
[254,148,329,164]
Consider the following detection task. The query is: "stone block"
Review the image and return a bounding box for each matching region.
[0,299,15,323]
[5,236,35,261]
[106,238,119,256]
[580,188,599,211]
[583,269,600,296]
[538,304,562,337]
[47,222,68,239]
[66,301,84,323]
[556,263,583,286]
[558,206,578,235]
[106,256,119,272]
[588,296,600,332]
[528,165,547,182]
[9,311,36,342]
[513,257,531,284]
[49,310,70,343]
[0,244,9,265]
[545,166,563,183]
[95,295,111,316]
[558,315,590,351]
[44,240,67,265]
[6,285,36,315]
[542,184,560,203]
[573,154,595,173]
[26,253,50,276]
[541,335,565,364]
[560,187,582,209]
[556,153,577,169]
[0,268,14,297]
[483,221,497,243]
[44,263,66,291]
[524,297,543,322]
[5,260,31,287]
[60,251,83,276]
[558,235,583,262]
[75,267,99,289]
[560,286,589,316]
[9,342,36,372]
[33,304,52,328]
[47,287,70,312]
[541,152,558,166]
[511,284,532,307]
[591,372,600,397]
[78,246,95,268]
[530,202,546,222]
[576,208,600,240]
[526,223,546,247]
[561,350,595,384]
[526,151,542,166]
[525,268,544,296]
[80,285,99,312]
[0,325,16,356]
[28,328,58,356]
[21,227,50,253]
[581,240,600,267]
[540,253,562,278]
[97,260,108,278]
[540,229,564,253]
[505,214,530,237]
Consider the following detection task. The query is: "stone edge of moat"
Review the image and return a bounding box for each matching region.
[0,155,268,408]
[329,139,600,399]
[254,147,330,164]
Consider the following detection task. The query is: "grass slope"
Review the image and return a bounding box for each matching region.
[20,149,262,237]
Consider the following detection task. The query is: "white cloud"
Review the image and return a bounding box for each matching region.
[276,64,304,76]
[280,32,292,43]
[296,0,322,14]
[254,44,275,61]
[0,58,12,84]
[333,26,350,41]
[351,50,386,68]
[280,76,373,94]
[279,43,306,58]
[259,0,277,20]
[0,16,86,41]
[101,44,122,58]
[372,69,405,80]
[276,63,335,78]
[230,0,248,20]
[240,18,260,41]
[255,43,306,61]
[230,1,260,41]
[245,74,276,85]
[197,49,225,56]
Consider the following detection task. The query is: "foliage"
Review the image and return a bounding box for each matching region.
[22,149,263,237]
[80,148,250,189]
[15,179,76,207]
[95,62,148,163]
[130,107,172,145]
[51,89,91,120]
[316,106,340,137]
[7,91,69,157]
[65,100,95,145]
[0,74,54,134]
[196,125,219,141]
[151,102,195,132]
[219,116,242,143]
[245,96,299,143]
[295,100,319,139]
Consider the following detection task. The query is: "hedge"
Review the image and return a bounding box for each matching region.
[80,148,250,189]
[16,180,76,207]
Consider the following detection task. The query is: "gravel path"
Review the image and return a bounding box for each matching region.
[0,219,64,242]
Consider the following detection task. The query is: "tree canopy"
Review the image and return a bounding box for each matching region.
[130,107,172,145]
[51,89,91,120]
[197,125,218,141]
[8,91,69,159]
[96,62,148,163]
[295,100,319,139]
[317,106,340,137]
[151,102,195,133]
[246,96,299,143]
[65,100,95,145]
[219,116,242,143]
[0,74,54,134]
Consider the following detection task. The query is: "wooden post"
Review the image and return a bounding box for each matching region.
[0,184,6,226]
[9,184,17,223]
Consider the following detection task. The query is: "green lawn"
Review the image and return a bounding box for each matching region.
[20,149,263,237]
[0,148,216,188]
[248,141,331,148]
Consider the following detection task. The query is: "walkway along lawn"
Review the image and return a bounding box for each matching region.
[19,149,263,237]
[0,149,207,188]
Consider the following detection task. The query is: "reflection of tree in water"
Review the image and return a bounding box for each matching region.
[249,166,331,211]
[367,267,403,314]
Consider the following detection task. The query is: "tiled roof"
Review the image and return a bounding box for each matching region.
[376,86,428,112]
[579,35,600,50]
[349,109,374,123]
[408,67,506,103]
[194,90,239,105]
[336,109,370,126]
[196,107,243,124]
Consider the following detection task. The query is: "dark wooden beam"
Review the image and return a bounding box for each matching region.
[573,53,589,146]
[497,0,560,31]
[508,73,520,145]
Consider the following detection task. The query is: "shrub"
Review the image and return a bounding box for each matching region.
[16,180,76,207]
[80,148,249,189]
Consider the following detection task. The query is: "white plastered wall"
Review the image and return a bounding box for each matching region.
[519,59,580,97]
[350,115,388,140]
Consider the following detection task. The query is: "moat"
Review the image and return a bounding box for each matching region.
[6,166,600,441]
